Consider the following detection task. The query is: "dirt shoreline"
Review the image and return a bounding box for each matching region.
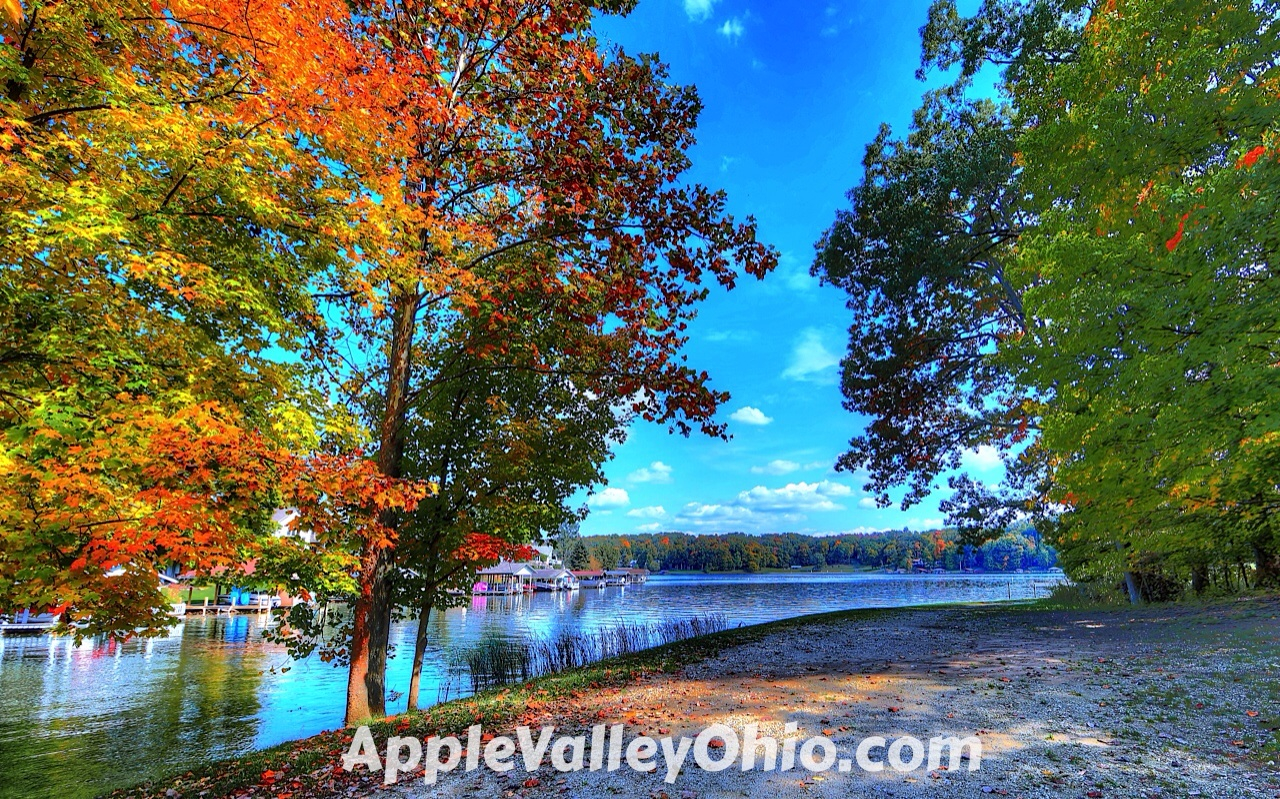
[382,599,1280,799]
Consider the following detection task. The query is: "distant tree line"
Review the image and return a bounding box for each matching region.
[578,528,1056,574]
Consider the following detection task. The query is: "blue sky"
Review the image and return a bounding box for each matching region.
[574,0,1002,537]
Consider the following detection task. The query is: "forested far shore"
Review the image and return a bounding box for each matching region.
[572,528,1056,574]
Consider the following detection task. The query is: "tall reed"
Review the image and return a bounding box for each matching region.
[455,614,729,691]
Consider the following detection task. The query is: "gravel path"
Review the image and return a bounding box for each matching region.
[384,599,1280,799]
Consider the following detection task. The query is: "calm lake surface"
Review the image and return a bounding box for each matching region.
[0,572,1063,799]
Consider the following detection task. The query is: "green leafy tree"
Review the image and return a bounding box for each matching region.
[593,540,621,571]
[1006,0,1280,593]
[394,330,624,710]
[550,520,584,567]
[567,540,591,571]
[863,0,1280,600]
[813,88,1034,512]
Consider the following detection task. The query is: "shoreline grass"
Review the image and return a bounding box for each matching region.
[457,614,729,691]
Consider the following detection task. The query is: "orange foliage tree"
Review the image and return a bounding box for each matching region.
[202,0,779,723]
[3,0,775,726]
[0,0,360,634]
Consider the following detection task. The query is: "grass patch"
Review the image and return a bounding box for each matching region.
[1029,582,1132,610]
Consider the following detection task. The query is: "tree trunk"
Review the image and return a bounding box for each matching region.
[1254,541,1280,588]
[1190,562,1208,595]
[406,598,435,711]
[1122,571,1142,605]
[345,293,419,725]
[345,543,392,723]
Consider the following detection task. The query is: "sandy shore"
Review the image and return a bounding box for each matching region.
[382,599,1280,799]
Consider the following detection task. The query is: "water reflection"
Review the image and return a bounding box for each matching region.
[0,572,1060,799]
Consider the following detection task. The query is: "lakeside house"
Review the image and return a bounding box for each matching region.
[474,563,535,595]
[528,544,559,566]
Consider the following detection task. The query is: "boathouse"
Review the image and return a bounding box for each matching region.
[604,568,650,585]
[572,570,606,587]
[530,567,577,591]
[474,563,534,594]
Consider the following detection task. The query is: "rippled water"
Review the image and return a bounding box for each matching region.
[0,572,1062,798]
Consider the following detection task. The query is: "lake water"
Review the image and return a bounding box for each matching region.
[0,572,1063,798]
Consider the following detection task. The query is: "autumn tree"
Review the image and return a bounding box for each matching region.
[1,0,774,722]
[202,0,780,722]
[0,0,358,634]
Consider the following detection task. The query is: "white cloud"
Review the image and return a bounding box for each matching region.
[674,502,763,530]
[751,459,831,476]
[683,0,717,20]
[628,461,673,484]
[772,252,816,292]
[782,328,842,384]
[730,406,773,426]
[587,487,630,509]
[751,459,801,475]
[706,329,753,343]
[962,445,1004,471]
[636,522,663,533]
[671,480,855,532]
[736,480,854,513]
[626,505,667,519]
[784,268,816,292]
[718,17,745,40]
[907,517,945,530]
[858,497,878,509]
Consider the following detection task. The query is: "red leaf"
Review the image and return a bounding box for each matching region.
[1166,213,1189,252]
[1237,145,1266,169]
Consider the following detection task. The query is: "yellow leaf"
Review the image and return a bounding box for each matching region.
[2,0,21,24]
